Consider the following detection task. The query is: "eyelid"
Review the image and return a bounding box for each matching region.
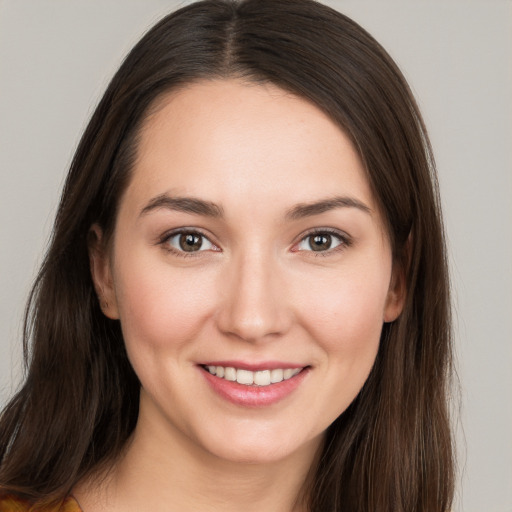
[158,227,221,257]
[156,226,351,258]
[291,227,352,254]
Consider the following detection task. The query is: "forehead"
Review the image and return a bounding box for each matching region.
[122,79,377,221]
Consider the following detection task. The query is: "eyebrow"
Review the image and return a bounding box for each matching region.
[285,196,372,220]
[139,194,224,218]
[139,193,371,220]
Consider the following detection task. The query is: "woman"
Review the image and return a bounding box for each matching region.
[0,0,454,511]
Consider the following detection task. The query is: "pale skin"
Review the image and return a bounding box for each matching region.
[78,79,405,512]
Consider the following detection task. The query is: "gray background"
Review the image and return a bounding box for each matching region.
[0,1,511,511]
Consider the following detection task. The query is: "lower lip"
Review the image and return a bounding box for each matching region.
[200,367,309,407]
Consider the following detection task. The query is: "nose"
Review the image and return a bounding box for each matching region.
[216,252,292,343]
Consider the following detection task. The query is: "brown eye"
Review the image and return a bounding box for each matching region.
[179,233,203,252]
[309,234,332,251]
[296,231,346,253]
[165,231,216,253]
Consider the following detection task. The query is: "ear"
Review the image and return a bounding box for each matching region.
[88,224,119,319]
[383,261,406,323]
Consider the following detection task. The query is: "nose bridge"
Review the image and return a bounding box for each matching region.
[217,246,290,342]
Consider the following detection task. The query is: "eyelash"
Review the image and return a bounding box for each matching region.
[158,228,351,258]
[294,228,352,256]
[158,228,218,259]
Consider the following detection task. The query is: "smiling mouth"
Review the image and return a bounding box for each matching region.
[201,365,304,387]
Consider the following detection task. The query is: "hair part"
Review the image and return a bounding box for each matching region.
[0,1,454,510]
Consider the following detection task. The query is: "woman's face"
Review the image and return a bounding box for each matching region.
[91,79,404,465]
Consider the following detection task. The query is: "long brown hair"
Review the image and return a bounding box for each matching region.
[0,1,454,510]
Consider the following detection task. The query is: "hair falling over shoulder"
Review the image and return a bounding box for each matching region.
[0,1,455,510]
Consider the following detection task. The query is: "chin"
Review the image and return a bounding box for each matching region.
[195,425,323,467]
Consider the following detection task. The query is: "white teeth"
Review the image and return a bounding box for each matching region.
[270,369,284,383]
[254,370,271,386]
[236,369,254,385]
[283,368,294,380]
[224,367,236,381]
[205,365,302,387]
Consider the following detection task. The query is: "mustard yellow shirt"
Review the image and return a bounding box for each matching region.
[0,495,82,512]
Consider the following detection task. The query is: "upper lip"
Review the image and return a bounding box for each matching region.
[199,360,307,371]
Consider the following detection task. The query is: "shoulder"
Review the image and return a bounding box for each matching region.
[0,494,82,512]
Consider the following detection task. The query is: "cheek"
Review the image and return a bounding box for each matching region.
[295,258,391,359]
[293,262,390,420]
[113,256,218,355]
